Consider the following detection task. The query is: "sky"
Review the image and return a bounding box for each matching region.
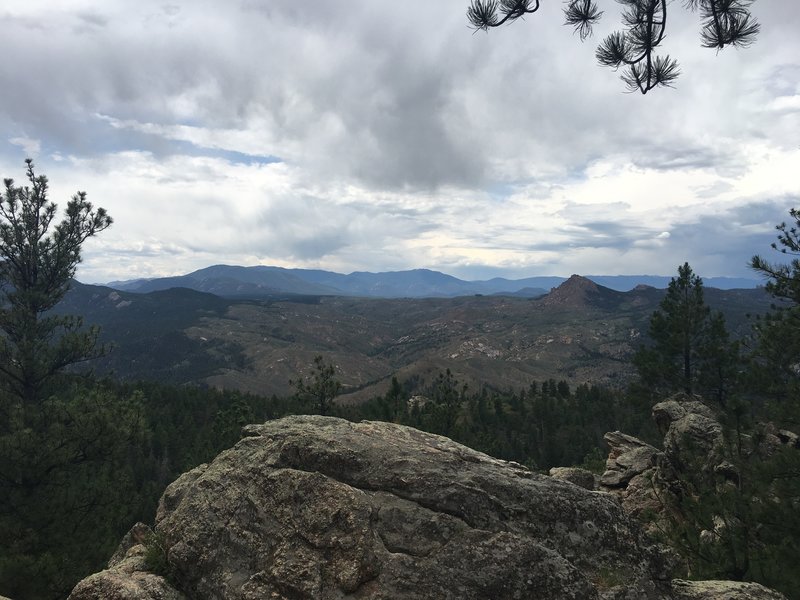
[1,0,798,284]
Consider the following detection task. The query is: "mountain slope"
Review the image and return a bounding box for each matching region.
[60,279,773,402]
[112,265,340,297]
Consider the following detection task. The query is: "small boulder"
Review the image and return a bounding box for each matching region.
[777,429,800,448]
[549,466,597,490]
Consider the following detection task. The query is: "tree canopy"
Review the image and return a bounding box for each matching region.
[290,355,342,416]
[633,262,738,401]
[751,208,800,306]
[750,208,800,419]
[466,0,760,94]
[0,160,112,403]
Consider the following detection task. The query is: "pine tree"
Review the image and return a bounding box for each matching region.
[697,312,741,408]
[634,263,737,397]
[290,355,342,416]
[0,162,121,599]
[0,160,112,404]
[751,208,800,306]
[750,208,800,422]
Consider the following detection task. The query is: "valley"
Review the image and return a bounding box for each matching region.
[61,275,772,402]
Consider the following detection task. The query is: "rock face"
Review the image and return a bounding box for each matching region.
[653,398,724,471]
[585,394,792,600]
[587,431,664,529]
[71,413,789,600]
[72,415,676,600]
[601,431,660,488]
[596,395,730,526]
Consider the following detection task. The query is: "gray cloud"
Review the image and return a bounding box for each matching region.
[243,194,438,263]
[2,1,793,188]
[629,144,747,175]
[644,198,798,277]
[74,11,109,33]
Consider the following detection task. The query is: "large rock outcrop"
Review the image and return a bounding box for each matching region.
[589,395,731,528]
[71,415,678,599]
[70,414,788,599]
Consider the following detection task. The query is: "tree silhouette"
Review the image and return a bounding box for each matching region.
[750,208,800,417]
[290,355,342,416]
[0,160,112,403]
[634,263,738,397]
[751,208,800,306]
[466,0,759,94]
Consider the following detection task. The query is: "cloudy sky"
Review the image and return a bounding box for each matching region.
[1,0,798,284]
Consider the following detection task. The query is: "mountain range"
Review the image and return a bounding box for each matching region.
[106,264,762,299]
[62,274,772,402]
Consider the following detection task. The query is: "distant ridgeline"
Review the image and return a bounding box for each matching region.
[103,264,762,299]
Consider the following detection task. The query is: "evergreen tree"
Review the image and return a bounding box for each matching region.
[751,208,800,306]
[426,369,468,437]
[750,208,800,422]
[0,162,120,599]
[696,312,741,408]
[290,355,342,416]
[0,160,112,404]
[634,263,737,397]
[0,383,144,599]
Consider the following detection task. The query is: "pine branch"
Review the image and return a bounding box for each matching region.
[466,0,760,94]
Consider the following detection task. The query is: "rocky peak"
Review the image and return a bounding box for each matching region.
[540,274,604,308]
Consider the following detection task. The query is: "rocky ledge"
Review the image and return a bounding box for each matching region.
[70,415,784,599]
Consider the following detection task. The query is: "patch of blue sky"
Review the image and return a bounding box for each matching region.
[2,140,38,162]
[122,132,282,165]
[2,123,282,166]
[205,147,282,166]
[485,181,522,201]
[563,162,594,184]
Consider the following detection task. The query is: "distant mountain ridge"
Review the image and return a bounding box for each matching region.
[105,264,762,299]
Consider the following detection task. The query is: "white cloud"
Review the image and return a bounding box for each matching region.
[8,136,41,157]
[768,95,800,112]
